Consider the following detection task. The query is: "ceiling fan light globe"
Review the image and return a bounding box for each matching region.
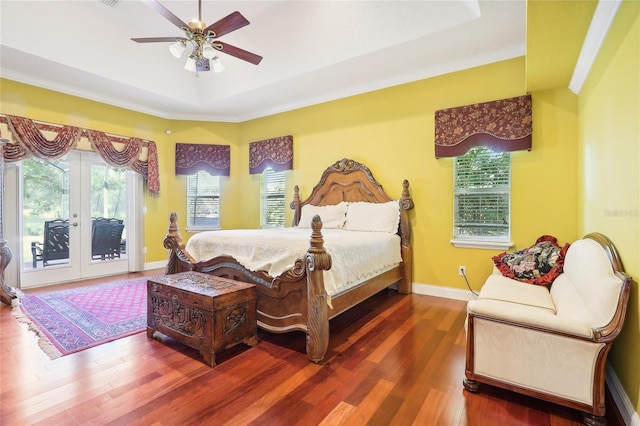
[211,57,225,73]
[184,56,197,72]
[202,43,217,60]
[169,41,186,58]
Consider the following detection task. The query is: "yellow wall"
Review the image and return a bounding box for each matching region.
[577,0,640,412]
[2,58,580,290]
[240,57,579,291]
[0,81,245,261]
[0,79,173,263]
[161,119,242,232]
[526,0,598,92]
[0,58,580,297]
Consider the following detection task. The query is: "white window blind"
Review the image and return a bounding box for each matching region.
[454,146,510,241]
[261,169,286,228]
[186,171,220,230]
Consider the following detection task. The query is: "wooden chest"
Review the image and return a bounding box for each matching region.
[147,271,257,367]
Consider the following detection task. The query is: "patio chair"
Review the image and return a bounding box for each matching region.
[31,219,70,268]
[91,220,125,260]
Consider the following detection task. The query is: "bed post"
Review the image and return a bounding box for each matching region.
[398,179,414,294]
[305,215,332,363]
[163,212,194,274]
[290,185,301,226]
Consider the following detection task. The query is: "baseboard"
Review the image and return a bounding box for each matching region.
[412,282,478,301]
[144,260,166,271]
[606,363,640,426]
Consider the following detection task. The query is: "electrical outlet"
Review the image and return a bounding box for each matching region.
[458,266,466,277]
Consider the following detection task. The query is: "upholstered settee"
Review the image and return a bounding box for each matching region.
[463,233,632,426]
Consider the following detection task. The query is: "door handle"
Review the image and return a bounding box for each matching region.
[72,222,78,227]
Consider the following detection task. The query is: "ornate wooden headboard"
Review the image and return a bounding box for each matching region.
[300,158,393,206]
[290,158,413,249]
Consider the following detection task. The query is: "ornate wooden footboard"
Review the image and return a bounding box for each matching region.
[164,213,333,362]
[163,158,414,362]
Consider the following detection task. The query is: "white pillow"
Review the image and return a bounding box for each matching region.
[344,201,400,233]
[297,202,348,229]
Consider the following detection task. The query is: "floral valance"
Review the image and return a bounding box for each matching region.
[434,95,532,158]
[249,135,293,174]
[175,143,230,176]
[0,114,160,197]
[88,130,160,197]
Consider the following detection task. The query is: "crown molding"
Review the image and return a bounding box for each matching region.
[569,0,622,94]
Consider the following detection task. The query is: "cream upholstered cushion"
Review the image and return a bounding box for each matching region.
[474,238,624,333]
[551,238,623,329]
[467,298,593,338]
[477,274,556,313]
[547,274,591,326]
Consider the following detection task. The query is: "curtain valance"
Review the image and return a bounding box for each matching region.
[0,114,160,197]
[175,143,230,176]
[434,95,532,158]
[249,135,293,174]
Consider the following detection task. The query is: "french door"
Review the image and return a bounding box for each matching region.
[16,151,135,288]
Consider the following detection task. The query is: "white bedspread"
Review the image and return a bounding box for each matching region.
[185,228,402,296]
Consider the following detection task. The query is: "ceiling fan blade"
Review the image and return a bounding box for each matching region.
[214,41,262,65]
[204,11,250,38]
[131,37,182,43]
[141,0,188,30]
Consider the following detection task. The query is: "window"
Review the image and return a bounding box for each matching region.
[453,146,511,249]
[186,171,220,230]
[261,168,286,228]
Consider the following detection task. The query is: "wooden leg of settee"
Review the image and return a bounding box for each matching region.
[462,377,607,426]
[582,413,606,426]
[463,378,479,392]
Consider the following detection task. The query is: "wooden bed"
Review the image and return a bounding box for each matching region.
[163,158,414,362]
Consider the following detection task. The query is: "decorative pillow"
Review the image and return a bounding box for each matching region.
[492,235,570,286]
[343,200,400,234]
[297,202,348,229]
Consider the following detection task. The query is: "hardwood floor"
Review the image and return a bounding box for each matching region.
[1,271,623,425]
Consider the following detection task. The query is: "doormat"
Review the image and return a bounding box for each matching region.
[12,277,150,359]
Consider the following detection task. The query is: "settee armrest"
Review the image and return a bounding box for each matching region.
[467,299,593,339]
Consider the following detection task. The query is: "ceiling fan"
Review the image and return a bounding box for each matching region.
[131,0,262,73]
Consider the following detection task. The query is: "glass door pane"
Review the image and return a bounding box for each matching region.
[19,152,131,288]
[22,158,70,270]
[19,153,81,288]
[89,162,127,263]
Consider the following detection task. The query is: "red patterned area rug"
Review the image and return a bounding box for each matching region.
[12,277,149,359]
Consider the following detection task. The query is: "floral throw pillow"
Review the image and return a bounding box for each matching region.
[492,235,570,286]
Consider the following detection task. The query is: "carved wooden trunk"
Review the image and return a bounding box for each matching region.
[147,271,258,367]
